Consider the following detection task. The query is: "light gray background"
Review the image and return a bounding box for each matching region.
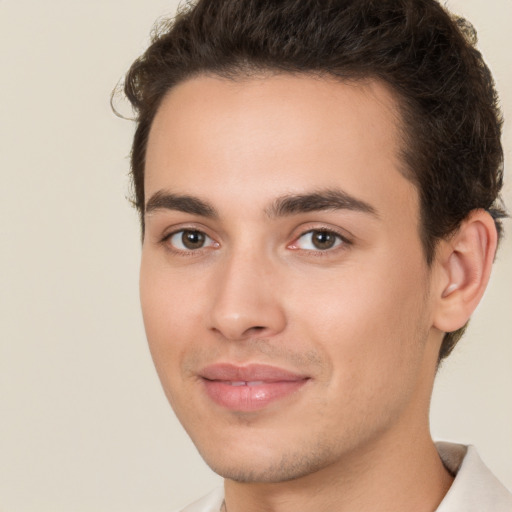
[0,1,510,511]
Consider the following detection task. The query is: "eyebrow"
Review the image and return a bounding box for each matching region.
[266,189,378,218]
[144,188,378,219]
[145,191,218,218]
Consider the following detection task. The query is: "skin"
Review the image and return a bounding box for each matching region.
[139,74,494,512]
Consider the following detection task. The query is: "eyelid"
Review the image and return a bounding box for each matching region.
[288,226,352,252]
[159,221,216,241]
[156,222,352,255]
[160,226,220,254]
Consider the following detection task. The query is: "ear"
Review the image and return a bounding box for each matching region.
[432,209,498,333]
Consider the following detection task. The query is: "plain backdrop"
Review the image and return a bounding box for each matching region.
[0,1,510,511]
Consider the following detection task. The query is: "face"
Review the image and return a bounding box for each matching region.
[140,74,442,483]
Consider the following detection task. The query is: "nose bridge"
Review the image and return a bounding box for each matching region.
[208,244,286,340]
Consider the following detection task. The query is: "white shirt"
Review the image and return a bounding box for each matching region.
[175,443,512,512]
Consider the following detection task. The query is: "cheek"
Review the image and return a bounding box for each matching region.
[139,257,205,371]
[139,260,209,416]
[286,256,430,387]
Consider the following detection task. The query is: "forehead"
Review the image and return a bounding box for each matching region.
[145,73,416,220]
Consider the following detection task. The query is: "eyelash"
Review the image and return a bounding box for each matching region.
[289,229,351,254]
[161,228,218,255]
[160,227,351,256]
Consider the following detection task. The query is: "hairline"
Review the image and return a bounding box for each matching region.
[142,67,436,262]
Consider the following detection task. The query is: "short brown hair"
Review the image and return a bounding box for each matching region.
[121,0,506,361]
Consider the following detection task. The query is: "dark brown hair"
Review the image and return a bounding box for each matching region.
[121,0,506,361]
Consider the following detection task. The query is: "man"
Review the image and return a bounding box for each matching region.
[121,0,511,510]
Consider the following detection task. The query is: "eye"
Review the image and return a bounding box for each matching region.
[291,230,345,251]
[166,229,217,251]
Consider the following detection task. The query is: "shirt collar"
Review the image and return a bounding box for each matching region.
[435,442,512,511]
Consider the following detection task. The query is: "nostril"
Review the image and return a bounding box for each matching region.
[244,326,266,336]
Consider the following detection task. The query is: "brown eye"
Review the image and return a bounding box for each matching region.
[293,230,344,251]
[168,230,216,251]
[182,230,205,249]
[311,231,338,250]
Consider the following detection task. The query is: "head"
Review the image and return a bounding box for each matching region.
[123,0,505,362]
[120,0,505,485]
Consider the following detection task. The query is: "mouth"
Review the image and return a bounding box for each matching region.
[199,363,310,412]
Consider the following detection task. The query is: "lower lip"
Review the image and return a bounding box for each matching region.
[202,379,308,412]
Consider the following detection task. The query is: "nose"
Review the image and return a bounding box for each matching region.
[207,250,287,341]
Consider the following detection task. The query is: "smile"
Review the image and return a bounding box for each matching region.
[200,364,310,412]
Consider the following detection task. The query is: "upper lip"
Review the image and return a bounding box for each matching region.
[200,363,309,382]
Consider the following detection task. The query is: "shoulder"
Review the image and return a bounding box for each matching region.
[436,442,512,512]
[171,487,225,512]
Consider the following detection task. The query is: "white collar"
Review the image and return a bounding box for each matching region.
[435,442,512,511]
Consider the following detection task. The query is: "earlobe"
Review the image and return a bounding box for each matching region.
[433,209,498,333]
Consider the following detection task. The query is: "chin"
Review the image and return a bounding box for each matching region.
[197,440,340,483]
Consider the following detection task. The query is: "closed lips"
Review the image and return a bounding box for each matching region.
[200,363,309,383]
[200,363,310,411]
